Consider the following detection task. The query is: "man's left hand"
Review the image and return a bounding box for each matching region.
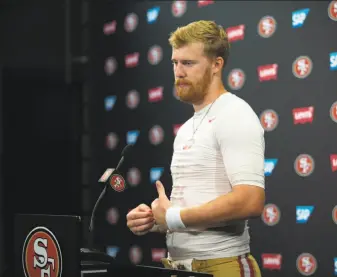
[151,180,171,227]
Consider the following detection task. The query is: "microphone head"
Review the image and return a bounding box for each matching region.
[121,144,133,157]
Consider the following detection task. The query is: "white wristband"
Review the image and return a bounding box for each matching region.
[166,207,186,231]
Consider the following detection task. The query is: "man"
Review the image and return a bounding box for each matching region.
[126,20,265,277]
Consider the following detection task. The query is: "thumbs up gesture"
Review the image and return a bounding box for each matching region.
[151,180,171,227]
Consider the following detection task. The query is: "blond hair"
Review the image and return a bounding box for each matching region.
[168,20,230,68]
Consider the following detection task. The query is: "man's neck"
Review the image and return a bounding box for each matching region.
[193,83,227,112]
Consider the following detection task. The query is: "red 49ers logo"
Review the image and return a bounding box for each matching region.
[296,253,317,276]
[261,203,281,226]
[110,174,126,192]
[292,56,313,79]
[260,109,279,131]
[294,154,315,177]
[23,227,62,277]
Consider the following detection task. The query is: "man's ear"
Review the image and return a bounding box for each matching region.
[213,57,224,74]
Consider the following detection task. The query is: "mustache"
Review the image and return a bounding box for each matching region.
[175,79,192,85]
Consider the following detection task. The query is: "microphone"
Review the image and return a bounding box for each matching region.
[89,144,133,232]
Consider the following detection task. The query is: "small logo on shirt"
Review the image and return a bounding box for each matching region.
[208,116,216,123]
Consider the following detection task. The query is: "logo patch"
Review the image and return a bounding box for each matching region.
[296,253,317,276]
[294,154,315,177]
[264,159,278,176]
[227,69,245,90]
[260,109,279,131]
[328,0,337,21]
[109,174,126,192]
[296,206,314,223]
[330,101,337,123]
[292,56,313,79]
[22,226,62,277]
[258,15,277,38]
[172,0,187,17]
[261,203,281,226]
[292,8,310,28]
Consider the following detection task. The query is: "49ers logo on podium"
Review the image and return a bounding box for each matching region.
[110,174,126,192]
[22,227,62,277]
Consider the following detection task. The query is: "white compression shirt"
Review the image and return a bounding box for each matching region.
[166,92,265,260]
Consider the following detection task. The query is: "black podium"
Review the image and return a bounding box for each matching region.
[14,214,212,277]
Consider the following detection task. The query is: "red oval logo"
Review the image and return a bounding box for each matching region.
[261,203,281,226]
[257,16,277,38]
[292,56,313,79]
[124,13,138,32]
[294,154,315,177]
[149,125,164,145]
[172,0,187,17]
[330,101,337,123]
[328,0,337,21]
[148,45,163,65]
[332,205,337,224]
[260,109,279,131]
[227,69,245,90]
[110,174,126,192]
[23,227,62,277]
[296,253,317,276]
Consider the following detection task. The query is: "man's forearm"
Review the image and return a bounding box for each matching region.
[180,188,264,228]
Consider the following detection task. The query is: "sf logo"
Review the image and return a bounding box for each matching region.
[22,227,62,277]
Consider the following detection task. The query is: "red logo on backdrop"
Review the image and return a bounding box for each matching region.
[296,253,317,276]
[172,0,187,17]
[126,90,140,109]
[294,154,315,177]
[125,53,139,68]
[149,125,164,145]
[129,246,142,264]
[261,204,281,226]
[332,205,337,224]
[330,101,337,123]
[106,133,118,150]
[151,248,166,262]
[227,69,245,90]
[330,154,337,172]
[127,167,141,187]
[173,124,183,136]
[226,25,245,43]
[103,20,117,35]
[261,254,282,270]
[110,174,126,192]
[260,109,279,131]
[292,56,313,79]
[104,57,117,76]
[328,0,337,21]
[197,0,214,7]
[124,13,138,32]
[148,87,164,102]
[106,207,119,225]
[23,227,62,277]
[148,45,163,65]
[258,64,278,82]
[292,106,314,124]
[257,16,277,38]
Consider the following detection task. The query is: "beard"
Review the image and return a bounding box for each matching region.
[175,66,212,104]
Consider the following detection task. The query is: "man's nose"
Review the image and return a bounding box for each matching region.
[174,64,186,78]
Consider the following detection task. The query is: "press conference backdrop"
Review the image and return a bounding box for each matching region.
[89,1,337,276]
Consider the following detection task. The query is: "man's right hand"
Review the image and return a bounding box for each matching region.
[126,204,155,236]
